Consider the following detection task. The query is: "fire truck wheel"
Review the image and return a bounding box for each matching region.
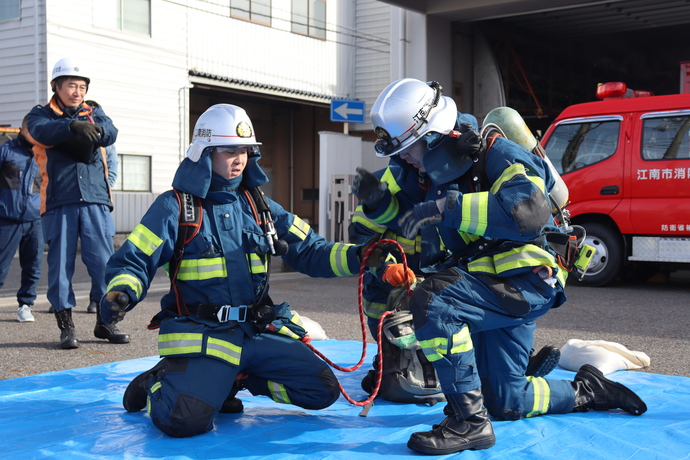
[570,222,623,287]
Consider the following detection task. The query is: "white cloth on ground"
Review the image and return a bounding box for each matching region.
[559,338,650,375]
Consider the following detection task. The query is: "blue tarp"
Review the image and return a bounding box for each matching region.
[1,340,688,459]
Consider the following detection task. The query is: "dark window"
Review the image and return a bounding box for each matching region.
[544,120,620,173]
[302,188,319,201]
[641,115,690,160]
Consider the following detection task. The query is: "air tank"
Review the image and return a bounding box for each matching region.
[483,107,569,214]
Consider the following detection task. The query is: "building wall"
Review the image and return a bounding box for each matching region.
[0,0,46,125]
[0,0,399,236]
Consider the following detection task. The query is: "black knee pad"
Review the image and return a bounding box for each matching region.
[152,393,216,438]
[480,377,523,421]
[409,268,460,329]
[303,366,340,410]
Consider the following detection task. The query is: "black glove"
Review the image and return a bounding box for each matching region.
[398,200,443,239]
[357,233,400,268]
[457,122,484,156]
[100,291,130,324]
[353,167,388,208]
[70,120,104,143]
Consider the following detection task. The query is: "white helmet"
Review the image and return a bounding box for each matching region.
[186,104,262,162]
[370,78,457,157]
[51,58,90,85]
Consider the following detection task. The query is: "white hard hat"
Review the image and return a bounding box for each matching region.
[51,58,90,85]
[370,79,457,157]
[185,104,261,162]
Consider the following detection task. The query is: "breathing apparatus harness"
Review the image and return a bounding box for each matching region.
[148,186,289,330]
[477,123,595,277]
[162,187,412,411]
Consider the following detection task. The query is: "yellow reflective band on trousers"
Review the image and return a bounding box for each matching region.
[363,298,388,319]
[247,253,267,274]
[468,245,557,275]
[418,337,448,362]
[127,223,163,257]
[526,376,551,417]
[449,326,473,354]
[380,167,402,196]
[352,206,387,234]
[147,382,162,414]
[176,257,227,281]
[107,273,143,299]
[288,216,310,240]
[330,243,354,276]
[206,337,242,365]
[459,192,489,236]
[268,380,291,404]
[420,325,473,362]
[158,333,203,356]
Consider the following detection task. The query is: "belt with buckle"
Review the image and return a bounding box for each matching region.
[195,304,248,323]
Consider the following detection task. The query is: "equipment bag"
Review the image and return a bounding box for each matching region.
[377,310,446,404]
[367,285,445,405]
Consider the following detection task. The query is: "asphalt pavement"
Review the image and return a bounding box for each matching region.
[1,253,689,381]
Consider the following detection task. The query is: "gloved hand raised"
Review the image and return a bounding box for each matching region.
[381,263,416,287]
[70,120,104,143]
[398,199,444,239]
[100,291,130,324]
[353,167,388,208]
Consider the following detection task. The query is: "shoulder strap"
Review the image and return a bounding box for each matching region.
[170,188,203,316]
[241,185,289,257]
[241,186,271,224]
[470,133,499,192]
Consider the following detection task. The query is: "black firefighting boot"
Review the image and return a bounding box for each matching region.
[526,345,561,378]
[123,359,170,412]
[54,308,79,349]
[219,379,246,414]
[94,303,131,344]
[407,388,495,455]
[571,364,647,415]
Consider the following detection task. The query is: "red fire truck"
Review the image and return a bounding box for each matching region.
[541,82,690,286]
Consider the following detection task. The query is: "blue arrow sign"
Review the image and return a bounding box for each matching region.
[330,99,366,123]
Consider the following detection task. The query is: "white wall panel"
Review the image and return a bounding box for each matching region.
[353,0,391,130]
[0,0,45,126]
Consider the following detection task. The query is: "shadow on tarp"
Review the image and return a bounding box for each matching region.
[0,340,688,459]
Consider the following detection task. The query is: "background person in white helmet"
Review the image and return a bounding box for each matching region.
[26,57,129,349]
[354,78,647,455]
[100,104,384,438]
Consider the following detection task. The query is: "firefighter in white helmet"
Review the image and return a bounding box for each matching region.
[100,104,385,438]
[26,58,128,349]
[354,78,647,455]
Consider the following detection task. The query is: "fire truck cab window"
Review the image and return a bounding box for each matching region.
[544,120,620,174]
[641,115,690,160]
